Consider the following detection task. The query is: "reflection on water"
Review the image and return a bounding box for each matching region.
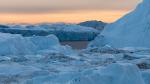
[61,41,89,49]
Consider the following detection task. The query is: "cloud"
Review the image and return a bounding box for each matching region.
[0,0,140,13]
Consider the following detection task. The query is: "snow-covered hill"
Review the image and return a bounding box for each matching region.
[89,0,150,48]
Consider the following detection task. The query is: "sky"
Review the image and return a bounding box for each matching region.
[0,0,141,24]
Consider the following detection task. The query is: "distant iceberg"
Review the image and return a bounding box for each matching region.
[0,23,99,41]
[78,20,107,31]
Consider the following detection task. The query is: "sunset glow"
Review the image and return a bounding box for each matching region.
[0,10,129,24]
[0,0,140,24]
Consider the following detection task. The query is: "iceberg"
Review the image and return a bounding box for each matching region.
[0,23,99,41]
[0,33,36,55]
[0,33,73,55]
[90,0,150,48]
[28,35,60,50]
[78,20,107,31]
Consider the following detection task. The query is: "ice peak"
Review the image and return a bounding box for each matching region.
[89,0,150,48]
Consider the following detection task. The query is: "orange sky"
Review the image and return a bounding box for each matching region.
[0,10,130,24]
[0,0,140,24]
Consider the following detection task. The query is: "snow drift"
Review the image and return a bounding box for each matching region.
[89,0,150,48]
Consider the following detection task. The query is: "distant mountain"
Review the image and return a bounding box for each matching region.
[78,20,107,31]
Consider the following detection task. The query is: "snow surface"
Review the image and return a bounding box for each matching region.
[89,0,150,48]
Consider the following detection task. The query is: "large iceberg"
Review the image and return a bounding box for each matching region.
[0,33,73,55]
[28,35,60,50]
[0,33,36,55]
[89,0,150,48]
